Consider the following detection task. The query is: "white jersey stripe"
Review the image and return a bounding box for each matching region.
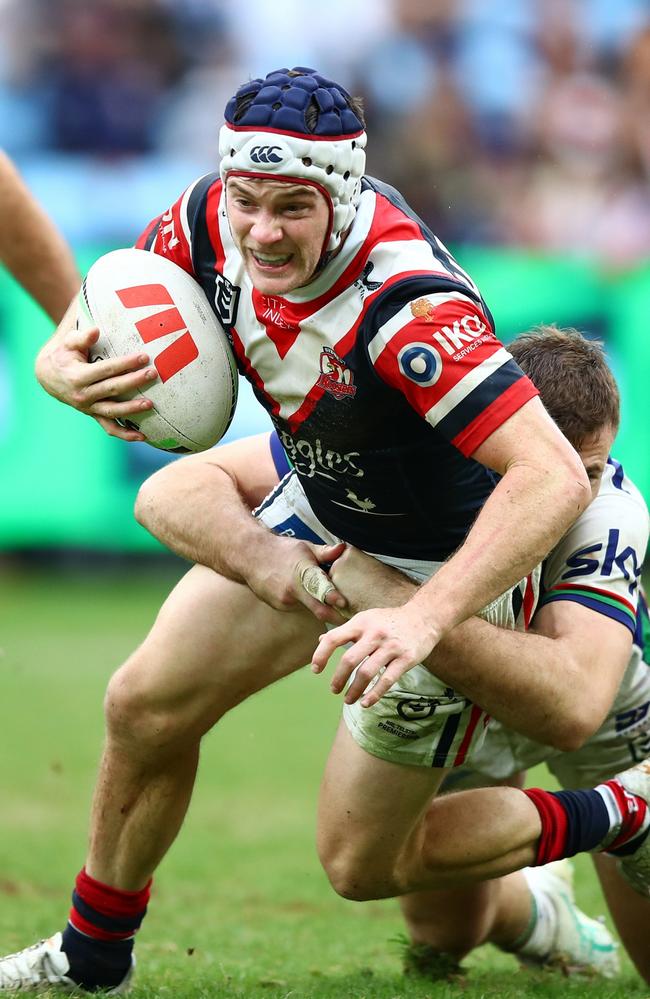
[425,347,512,428]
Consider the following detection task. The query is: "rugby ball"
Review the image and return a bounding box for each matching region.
[79,248,238,452]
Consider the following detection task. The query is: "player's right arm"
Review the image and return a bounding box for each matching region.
[35,298,158,442]
[135,433,347,622]
[32,173,207,441]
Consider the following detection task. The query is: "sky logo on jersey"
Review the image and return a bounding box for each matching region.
[397,342,442,387]
[317,346,357,400]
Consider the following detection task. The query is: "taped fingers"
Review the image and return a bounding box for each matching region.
[300,563,337,604]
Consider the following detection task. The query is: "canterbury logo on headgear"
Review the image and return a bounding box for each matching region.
[250,145,283,164]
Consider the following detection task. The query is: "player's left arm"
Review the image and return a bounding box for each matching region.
[313,398,590,700]
[135,433,347,622]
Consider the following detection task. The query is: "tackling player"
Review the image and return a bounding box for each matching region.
[316,327,650,982]
[1,69,645,993]
[142,326,649,981]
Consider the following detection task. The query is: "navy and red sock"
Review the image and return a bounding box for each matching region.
[524,778,650,866]
[61,868,151,991]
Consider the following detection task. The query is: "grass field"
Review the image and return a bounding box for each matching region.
[0,564,647,999]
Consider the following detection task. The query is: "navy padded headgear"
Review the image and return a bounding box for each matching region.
[219,67,367,252]
[224,67,365,137]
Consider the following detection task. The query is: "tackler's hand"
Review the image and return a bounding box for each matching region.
[311,602,441,706]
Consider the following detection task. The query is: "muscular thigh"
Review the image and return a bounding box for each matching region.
[113,563,322,735]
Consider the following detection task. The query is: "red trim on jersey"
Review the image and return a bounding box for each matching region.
[452,377,539,458]
[251,289,301,358]
[523,573,537,629]
[229,325,280,418]
[134,215,162,251]
[314,192,459,315]
[223,123,365,141]
[452,704,485,766]
[551,582,636,616]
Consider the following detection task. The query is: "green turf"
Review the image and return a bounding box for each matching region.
[0,566,646,998]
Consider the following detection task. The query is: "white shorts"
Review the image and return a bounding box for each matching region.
[255,470,539,770]
[442,656,650,792]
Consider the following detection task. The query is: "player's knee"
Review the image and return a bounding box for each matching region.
[104,660,188,750]
[323,857,384,901]
[318,835,398,902]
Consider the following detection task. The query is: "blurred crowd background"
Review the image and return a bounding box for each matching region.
[4,0,650,263]
[3,0,650,552]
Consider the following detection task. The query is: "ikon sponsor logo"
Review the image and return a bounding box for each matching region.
[250,145,283,164]
[115,283,198,382]
[317,346,357,400]
[410,298,489,356]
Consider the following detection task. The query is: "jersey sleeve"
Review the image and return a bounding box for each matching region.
[538,478,649,636]
[367,291,538,456]
[134,172,222,279]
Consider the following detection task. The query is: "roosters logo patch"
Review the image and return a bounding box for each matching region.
[317,346,357,400]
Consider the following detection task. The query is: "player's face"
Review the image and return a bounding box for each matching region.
[226,177,330,294]
[577,423,617,501]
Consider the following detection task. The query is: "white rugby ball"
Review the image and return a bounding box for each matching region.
[79,248,238,452]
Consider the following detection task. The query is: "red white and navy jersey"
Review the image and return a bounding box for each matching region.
[538,458,649,644]
[137,173,538,558]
